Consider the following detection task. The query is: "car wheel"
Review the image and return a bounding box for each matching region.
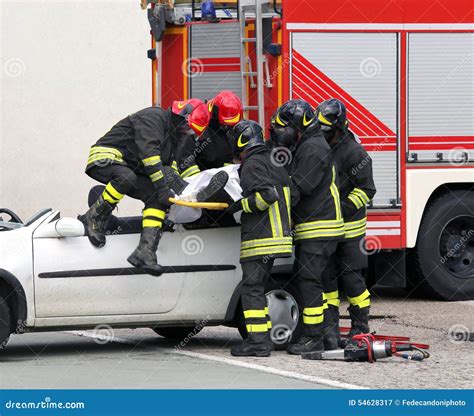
[408,189,474,300]
[238,278,303,350]
[153,326,202,340]
[0,295,11,349]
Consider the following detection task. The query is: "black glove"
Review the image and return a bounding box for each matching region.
[153,176,173,208]
[225,199,243,215]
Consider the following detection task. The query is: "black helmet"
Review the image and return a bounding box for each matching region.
[230,120,265,154]
[315,98,349,133]
[270,99,315,149]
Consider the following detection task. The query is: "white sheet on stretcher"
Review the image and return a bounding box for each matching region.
[168,164,242,224]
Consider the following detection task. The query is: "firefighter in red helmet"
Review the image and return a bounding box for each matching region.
[78,99,210,276]
[176,90,243,179]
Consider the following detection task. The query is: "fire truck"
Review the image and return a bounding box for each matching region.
[142,0,473,300]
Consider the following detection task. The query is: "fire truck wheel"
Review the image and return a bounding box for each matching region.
[153,326,202,340]
[0,295,11,349]
[409,189,474,300]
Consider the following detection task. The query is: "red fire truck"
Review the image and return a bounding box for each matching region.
[143,0,473,300]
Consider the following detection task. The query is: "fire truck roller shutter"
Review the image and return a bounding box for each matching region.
[291,33,399,207]
[408,33,474,163]
[190,22,242,101]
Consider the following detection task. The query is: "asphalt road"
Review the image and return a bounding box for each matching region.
[0,288,472,389]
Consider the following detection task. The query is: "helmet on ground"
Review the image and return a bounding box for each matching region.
[315,98,349,132]
[208,91,243,127]
[270,99,315,148]
[230,120,265,154]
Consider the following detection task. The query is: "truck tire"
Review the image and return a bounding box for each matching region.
[238,277,303,350]
[0,295,11,349]
[409,189,474,300]
[153,326,202,340]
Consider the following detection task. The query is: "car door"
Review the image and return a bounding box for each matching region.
[33,212,186,318]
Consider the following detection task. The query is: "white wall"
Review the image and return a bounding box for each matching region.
[0,0,151,220]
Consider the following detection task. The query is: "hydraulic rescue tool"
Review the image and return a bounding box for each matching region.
[302,333,430,363]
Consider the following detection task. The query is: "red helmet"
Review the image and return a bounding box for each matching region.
[208,90,243,127]
[188,102,211,137]
[171,98,204,118]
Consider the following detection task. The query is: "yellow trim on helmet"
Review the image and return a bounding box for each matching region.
[318,112,333,126]
[191,122,206,133]
[275,113,287,127]
[223,113,241,125]
[237,133,249,148]
[303,113,314,127]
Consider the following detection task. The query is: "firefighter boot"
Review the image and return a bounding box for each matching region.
[196,171,230,203]
[323,305,342,350]
[287,325,324,355]
[78,195,116,248]
[127,227,163,276]
[348,305,370,337]
[231,332,273,357]
[163,166,188,195]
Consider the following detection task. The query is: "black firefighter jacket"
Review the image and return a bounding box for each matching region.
[238,146,293,262]
[290,126,345,243]
[330,130,377,240]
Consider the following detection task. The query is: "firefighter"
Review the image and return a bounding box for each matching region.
[178,91,243,179]
[78,99,211,276]
[317,99,376,348]
[227,120,293,357]
[270,99,345,355]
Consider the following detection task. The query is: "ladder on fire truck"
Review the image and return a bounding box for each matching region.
[239,0,269,127]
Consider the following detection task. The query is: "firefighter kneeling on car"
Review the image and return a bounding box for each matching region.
[227,120,293,357]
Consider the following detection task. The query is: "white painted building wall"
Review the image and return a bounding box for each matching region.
[1,0,151,220]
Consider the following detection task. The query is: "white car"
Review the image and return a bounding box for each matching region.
[0,205,300,350]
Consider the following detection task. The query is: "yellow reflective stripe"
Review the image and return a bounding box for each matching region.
[283,186,291,218]
[345,218,366,230]
[150,170,164,182]
[89,146,123,157]
[172,161,179,172]
[328,298,341,307]
[242,198,252,213]
[358,299,371,309]
[240,247,293,259]
[344,226,366,239]
[294,227,345,240]
[241,237,293,249]
[243,309,267,319]
[347,289,370,306]
[325,290,339,300]
[348,194,364,209]
[87,154,123,164]
[223,162,234,166]
[142,219,163,228]
[104,183,124,201]
[349,192,366,208]
[255,192,270,211]
[295,218,344,232]
[181,165,200,178]
[330,166,342,221]
[143,208,166,220]
[246,324,268,333]
[142,155,162,167]
[264,307,269,314]
[303,306,325,316]
[353,188,370,204]
[103,192,119,204]
[267,321,272,329]
[268,202,283,238]
[303,315,324,324]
